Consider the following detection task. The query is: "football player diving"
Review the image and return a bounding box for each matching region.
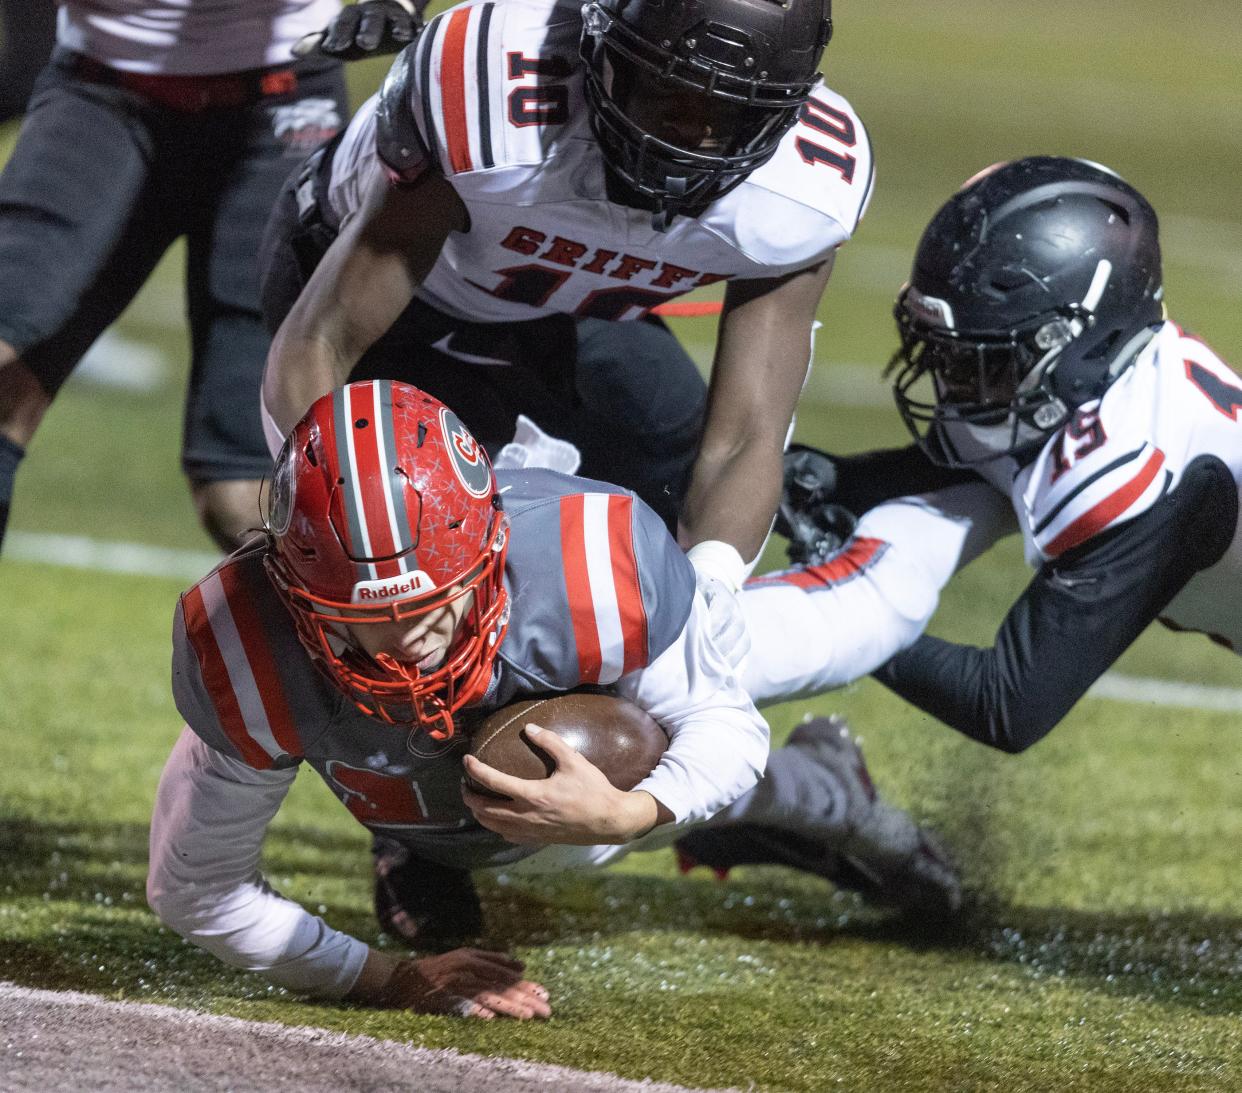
[148,379,994,1019]
[259,0,876,949]
[781,156,1242,753]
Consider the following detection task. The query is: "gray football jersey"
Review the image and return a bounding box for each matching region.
[171,469,694,868]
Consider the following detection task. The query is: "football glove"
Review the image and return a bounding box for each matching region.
[294,0,423,61]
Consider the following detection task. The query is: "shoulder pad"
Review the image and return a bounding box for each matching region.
[1024,401,1170,560]
[173,548,323,770]
[725,83,874,268]
[498,474,695,688]
[375,39,435,181]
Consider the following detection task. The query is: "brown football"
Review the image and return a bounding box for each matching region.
[466,691,668,796]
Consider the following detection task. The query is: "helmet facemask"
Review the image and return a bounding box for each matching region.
[266,518,509,739]
[889,291,1083,468]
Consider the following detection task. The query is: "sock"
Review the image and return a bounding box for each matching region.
[712,741,851,835]
[0,433,26,549]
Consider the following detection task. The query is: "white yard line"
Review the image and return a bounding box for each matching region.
[1086,673,1242,714]
[0,982,730,1093]
[5,530,221,583]
[6,530,1239,714]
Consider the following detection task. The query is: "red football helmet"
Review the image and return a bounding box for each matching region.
[265,380,510,738]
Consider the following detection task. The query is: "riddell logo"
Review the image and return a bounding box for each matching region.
[353,572,435,603]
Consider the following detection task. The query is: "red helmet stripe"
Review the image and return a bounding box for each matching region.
[354,382,407,579]
[559,494,604,682]
[372,382,417,575]
[333,386,375,577]
[340,382,406,581]
[605,494,650,675]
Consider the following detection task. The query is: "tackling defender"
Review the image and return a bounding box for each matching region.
[259,0,873,592]
[785,156,1242,751]
[148,379,986,1018]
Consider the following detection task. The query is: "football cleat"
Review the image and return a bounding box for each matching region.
[374,843,484,952]
[676,717,962,918]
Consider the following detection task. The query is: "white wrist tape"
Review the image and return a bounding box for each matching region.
[686,539,747,594]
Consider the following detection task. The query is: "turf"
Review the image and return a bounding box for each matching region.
[3,2,1242,1090]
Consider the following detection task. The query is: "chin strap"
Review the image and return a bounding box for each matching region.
[651,176,688,232]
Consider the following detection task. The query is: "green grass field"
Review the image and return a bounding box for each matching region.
[3,2,1242,1089]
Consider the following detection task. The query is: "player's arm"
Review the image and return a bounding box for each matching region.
[262,167,467,438]
[874,455,1237,752]
[148,729,549,1017]
[464,492,767,844]
[147,728,369,997]
[680,256,836,567]
[742,481,1015,704]
[615,590,770,824]
[463,593,769,844]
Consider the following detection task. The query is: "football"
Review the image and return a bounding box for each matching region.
[467,690,668,795]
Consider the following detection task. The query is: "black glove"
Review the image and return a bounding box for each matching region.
[294,0,423,62]
[776,445,859,566]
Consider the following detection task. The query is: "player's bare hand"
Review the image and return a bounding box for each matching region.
[359,948,551,1020]
[463,725,658,845]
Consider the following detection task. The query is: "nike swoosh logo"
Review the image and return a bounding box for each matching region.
[430,334,513,367]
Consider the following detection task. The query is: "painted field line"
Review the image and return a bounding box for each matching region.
[5,530,220,583]
[0,982,728,1093]
[6,530,1240,714]
[1087,673,1242,714]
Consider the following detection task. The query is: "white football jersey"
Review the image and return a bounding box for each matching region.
[58,0,340,75]
[328,0,873,323]
[1009,321,1242,652]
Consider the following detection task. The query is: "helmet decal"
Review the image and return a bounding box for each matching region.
[352,571,437,604]
[440,408,492,498]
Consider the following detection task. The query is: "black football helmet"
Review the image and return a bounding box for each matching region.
[580,0,833,229]
[889,156,1164,467]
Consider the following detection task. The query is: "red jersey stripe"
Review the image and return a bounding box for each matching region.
[651,301,724,318]
[215,565,302,759]
[440,8,474,174]
[180,585,274,770]
[606,494,650,673]
[560,495,603,682]
[1044,449,1166,557]
[746,537,887,590]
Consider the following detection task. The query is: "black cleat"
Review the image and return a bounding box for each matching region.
[676,717,962,918]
